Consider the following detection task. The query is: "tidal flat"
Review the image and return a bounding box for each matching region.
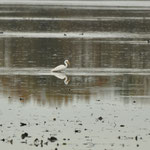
[0,1,150,150]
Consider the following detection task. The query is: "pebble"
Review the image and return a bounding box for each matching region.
[34,138,39,147]
[20,122,27,127]
[135,136,138,141]
[75,129,81,133]
[21,132,28,139]
[48,136,57,142]
[98,116,103,121]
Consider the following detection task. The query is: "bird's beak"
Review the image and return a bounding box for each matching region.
[67,61,70,66]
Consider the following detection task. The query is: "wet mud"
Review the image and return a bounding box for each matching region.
[0,1,150,150]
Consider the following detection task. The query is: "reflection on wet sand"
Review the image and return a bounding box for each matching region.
[52,72,70,85]
[0,74,150,106]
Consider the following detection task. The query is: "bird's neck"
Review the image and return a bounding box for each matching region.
[64,62,68,67]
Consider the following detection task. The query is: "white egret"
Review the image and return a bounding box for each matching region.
[51,60,70,72]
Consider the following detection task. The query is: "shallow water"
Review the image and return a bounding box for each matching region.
[0,1,150,150]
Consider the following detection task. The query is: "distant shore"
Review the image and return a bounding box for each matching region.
[0,0,150,8]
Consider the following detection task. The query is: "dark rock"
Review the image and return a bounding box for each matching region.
[135,136,138,141]
[20,122,27,127]
[63,143,67,145]
[41,140,43,147]
[10,139,13,144]
[120,125,125,127]
[98,116,103,121]
[45,130,49,132]
[133,101,136,103]
[34,138,39,147]
[0,32,3,34]
[48,137,57,142]
[21,132,28,139]
[53,118,56,121]
[96,100,101,101]
[21,140,27,144]
[1,138,5,142]
[64,34,67,36]
[44,141,48,145]
[75,129,81,133]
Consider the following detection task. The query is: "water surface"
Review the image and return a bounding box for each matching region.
[0,1,150,150]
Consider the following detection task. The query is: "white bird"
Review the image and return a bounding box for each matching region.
[51,60,70,72]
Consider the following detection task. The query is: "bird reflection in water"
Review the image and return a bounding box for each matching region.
[51,72,70,85]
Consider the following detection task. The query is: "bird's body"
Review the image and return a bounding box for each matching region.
[51,60,70,72]
[51,64,66,72]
